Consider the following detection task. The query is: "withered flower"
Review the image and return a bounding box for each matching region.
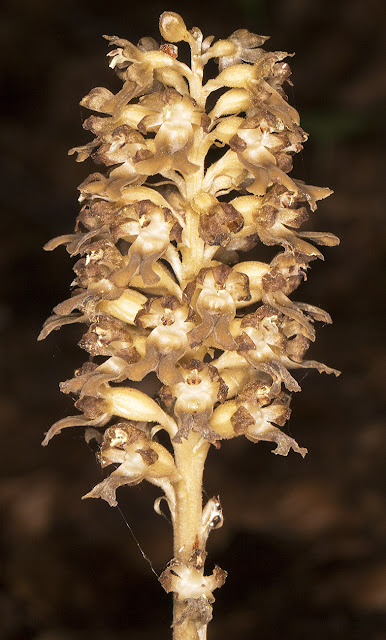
[195,193,244,247]
[41,12,339,639]
[160,549,226,631]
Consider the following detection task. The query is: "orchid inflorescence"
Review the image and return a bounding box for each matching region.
[40,11,339,639]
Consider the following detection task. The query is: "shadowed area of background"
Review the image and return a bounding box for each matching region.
[0,0,385,638]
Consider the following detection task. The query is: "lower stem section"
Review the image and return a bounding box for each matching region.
[173,432,209,561]
[171,432,210,639]
[173,601,202,640]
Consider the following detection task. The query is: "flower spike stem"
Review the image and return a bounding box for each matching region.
[40,11,339,639]
[171,434,211,638]
[173,435,209,561]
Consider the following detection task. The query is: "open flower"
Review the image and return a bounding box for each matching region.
[122,296,194,385]
[234,305,340,393]
[260,250,334,339]
[159,360,228,443]
[210,381,307,457]
[244,183,339,256]
[217,29,269,71]
[83,423,179,506]
[229,116,304,196]
[78,314,139,359]
[133,89,203,176]
[109,200,178,287]
[187,264,251,350]
[80,33,191,117]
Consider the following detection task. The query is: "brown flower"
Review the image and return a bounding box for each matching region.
[160,360,228,443]
[124,296,194,385]
[187,264,250,350]
[83,423,179,506]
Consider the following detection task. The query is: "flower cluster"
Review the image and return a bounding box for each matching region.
[41,12,339,637]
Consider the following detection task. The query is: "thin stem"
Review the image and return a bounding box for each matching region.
[172,607,199,640]
[172,432,210,639]
[173,432,210,562]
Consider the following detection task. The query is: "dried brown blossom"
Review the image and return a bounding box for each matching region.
[41,12,339,639]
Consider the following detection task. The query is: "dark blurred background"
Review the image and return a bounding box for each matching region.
[0,0,385,638]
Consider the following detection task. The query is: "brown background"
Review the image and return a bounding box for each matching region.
[0,0,385,638]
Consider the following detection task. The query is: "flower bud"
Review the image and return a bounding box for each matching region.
[202,39,238,62]
[159,11,190,43]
